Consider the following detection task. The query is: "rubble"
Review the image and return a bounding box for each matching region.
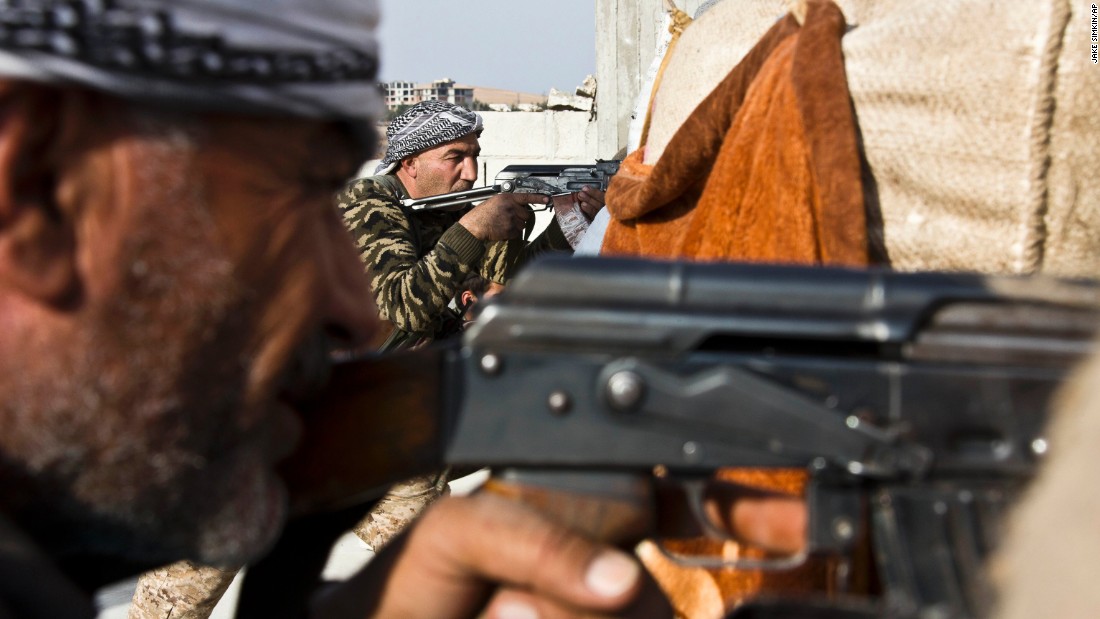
[547,75,596,112]
[575,74,598,98]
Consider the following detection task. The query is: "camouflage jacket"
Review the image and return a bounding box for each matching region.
[338,174,570,345]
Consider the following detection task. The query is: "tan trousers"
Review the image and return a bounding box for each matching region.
[127,472,449,618]
[353,471,450,551]
[127,561,238,619]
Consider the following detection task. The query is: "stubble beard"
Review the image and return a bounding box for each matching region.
[416,167,473,198]
[0,111,289,567]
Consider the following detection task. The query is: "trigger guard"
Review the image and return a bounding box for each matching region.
[523,208,536,240]
[652,543,810,571]
[661,479,811,571]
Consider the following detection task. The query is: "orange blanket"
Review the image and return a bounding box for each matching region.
[602,1,870,616]
[602,1,866,267]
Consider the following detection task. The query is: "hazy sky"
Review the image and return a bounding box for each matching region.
[375,0,597,95]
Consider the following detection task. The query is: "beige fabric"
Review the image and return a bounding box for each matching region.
[127,474,450,618]
[990,341,1100,618]
[128,561,238,619]
[353,472,450,551]
[643,0,1100,278]
[644,1,782,160]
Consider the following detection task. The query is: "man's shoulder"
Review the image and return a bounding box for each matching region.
[338,174,406,209]
[339,174,402,199]
[336,173,411,228]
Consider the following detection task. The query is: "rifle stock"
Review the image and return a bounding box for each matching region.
[280,348,446,515]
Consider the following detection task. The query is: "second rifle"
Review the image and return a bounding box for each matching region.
[400,160,621,212]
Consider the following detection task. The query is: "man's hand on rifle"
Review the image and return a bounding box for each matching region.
[460,193,546,241]
[575,186,606,220]
[312,493,672,618]
[551,186,605,221]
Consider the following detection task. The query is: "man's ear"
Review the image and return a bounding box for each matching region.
[460,291,477,308]
[399,155,419,179]
[0,81,78,307]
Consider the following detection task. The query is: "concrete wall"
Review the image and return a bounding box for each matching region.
[476,110,599,184]
[594,0,709,158]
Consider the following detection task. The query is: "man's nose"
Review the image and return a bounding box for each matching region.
[319,213,377,352]
[460,156,478,182]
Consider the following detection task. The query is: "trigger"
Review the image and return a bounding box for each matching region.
[523,207,536,240]
[682,479,733,541]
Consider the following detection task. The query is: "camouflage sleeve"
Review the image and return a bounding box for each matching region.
[480,217,572,284]
[338,179,486,336]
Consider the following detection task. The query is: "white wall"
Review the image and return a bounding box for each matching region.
[475,110,599,185]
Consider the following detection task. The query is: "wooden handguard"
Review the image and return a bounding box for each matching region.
[481,471,656,546]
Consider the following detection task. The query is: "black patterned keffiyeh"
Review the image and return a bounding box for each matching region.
[0,0,381,124]
[375,101,483,174]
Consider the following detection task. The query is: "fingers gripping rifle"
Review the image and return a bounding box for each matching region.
[279,257,1100,619]
[400,160,621,212]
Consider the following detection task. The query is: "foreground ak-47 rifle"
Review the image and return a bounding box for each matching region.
[399,160,621,212]
[272,256,1100,619]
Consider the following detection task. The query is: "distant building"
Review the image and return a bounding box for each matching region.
[380,78,545,111]
[380,78,474,110]
[383,80,419,108]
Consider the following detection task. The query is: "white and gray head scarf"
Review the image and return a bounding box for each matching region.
[375,100,483,174]
[0,0,382,127]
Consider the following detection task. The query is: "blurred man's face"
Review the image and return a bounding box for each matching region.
[404,133,480,198]
[0,89,376,566]
[461,281,506,321]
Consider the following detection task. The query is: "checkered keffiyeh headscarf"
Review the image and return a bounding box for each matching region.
[0,0,381,125]
[375,101,483,174]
